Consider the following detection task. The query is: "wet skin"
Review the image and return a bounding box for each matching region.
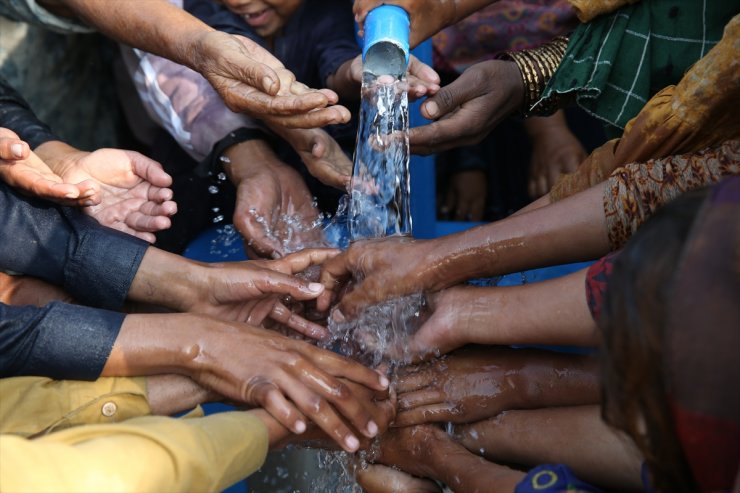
[319,184,608,319]
[455,406,644,491]
[369,424,525,493]
[394,346,600,426]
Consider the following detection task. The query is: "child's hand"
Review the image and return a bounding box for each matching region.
[293,129,352,190]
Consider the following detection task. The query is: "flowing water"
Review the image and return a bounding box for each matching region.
[243,73,424,493]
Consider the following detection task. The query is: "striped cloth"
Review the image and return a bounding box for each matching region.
[537,1,737,137]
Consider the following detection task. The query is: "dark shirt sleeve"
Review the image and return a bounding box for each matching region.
[306,0,361,87]
[0,181,148,310]
[0,301,123,380]
[0,76,59,149]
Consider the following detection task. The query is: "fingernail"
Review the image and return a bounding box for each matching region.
[295,420,306,433]
[345,435,360,451]
[332,310,346,323]
[425,101,439,118]
[64,192,79,199]
[379,375,390,388]
[366,420,378,437]
[263,76,276,92]
[11,143,24,158]
[307,282,324,293]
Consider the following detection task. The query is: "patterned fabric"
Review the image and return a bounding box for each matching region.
[432,0,577,74]
[584,251,619,322]
[538,1,736,136]
[515,464,604,492]
[664,176,740,490]
[603,140,740,250]
[550,14,740,202]
[568,0,640,23]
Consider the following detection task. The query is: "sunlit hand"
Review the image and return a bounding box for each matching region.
[225,140,325,258]
[0,129,98,205]
[37,143,178,243]
[526,112,587,198]
[410,60,524,155]
[439,169,487,221]
[195,32,351,128]
[348,54,441,100]
[0,272,75,306]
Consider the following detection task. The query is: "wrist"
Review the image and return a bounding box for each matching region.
[33,140,87,175]
[223,139,282,184]
[127,247,204,312]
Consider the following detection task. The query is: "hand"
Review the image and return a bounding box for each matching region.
[139,248,341,340]
[317,236,445,319]
[439,170,487,221]
[227,142,325,258]
[348,54,441,100]
[409,60,524,155]
[394,347,528,426]
[0,129,98,206]
[194,32,351,128]
[526,112,587,198]
[178,316,391,452]
[274,126,352,190]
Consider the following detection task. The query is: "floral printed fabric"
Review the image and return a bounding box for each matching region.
[604,140,740,250]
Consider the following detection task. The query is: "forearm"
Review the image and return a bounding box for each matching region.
[427,184,608,288]
[466,269,599,347]
[146,374,221,416]
[60,0,214,73]
[459,406,643,491]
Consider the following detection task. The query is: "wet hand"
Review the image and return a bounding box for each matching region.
[394,347,523,426]
[225,139,325,257]
[184,248,341,340]
[317,236,444,319]
[410,60,524,155]
[195,32,351,128]
[189,319,391,453]
[356,464,442,493]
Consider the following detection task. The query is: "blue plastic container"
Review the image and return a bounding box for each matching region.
[362,5,410,76]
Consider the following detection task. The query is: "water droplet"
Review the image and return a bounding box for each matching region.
[208,185,219,194]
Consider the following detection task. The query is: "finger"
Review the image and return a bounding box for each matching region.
[409,118,477,155]
[398,388,445,410]
[0,137,29,160]
[265,105,351,128]
[528,177,537,199]
[318,251,353,296]
[237,218,283,259]
[146,185,174,203]
[420,77,483,121]
[393,403,456,427]
[537,174,548,197]
[139,199,178,217]
[269,302,330,340]
[130,153,173,188]
[395,367,435,393]
[250,379,308,434]
[280,373,364,451]
[308,346,390,392]
[251,269,326,300]
[124,210,172,233]
[408,55,441,86]
[278,248,342,274]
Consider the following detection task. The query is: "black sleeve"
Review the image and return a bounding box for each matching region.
[0,301,123,380]
[0,76,58,149]
[0,181,148,310]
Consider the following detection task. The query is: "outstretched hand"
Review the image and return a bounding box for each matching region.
[0,128,98,206]
[348,54,441,100]
[196,32,351,128]
[410,60,524,155]
[43,145,178,243]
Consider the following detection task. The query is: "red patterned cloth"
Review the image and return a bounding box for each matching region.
[584,251,619,322]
